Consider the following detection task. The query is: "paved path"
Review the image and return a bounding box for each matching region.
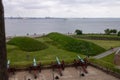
[94,47,120,59]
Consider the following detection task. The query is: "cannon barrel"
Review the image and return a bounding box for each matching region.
[7,60,10,68]
[33,58,37,67]
[56,57,61,65]
[77,55,84,63]
[77,55,88,73]
[7,60,16,74]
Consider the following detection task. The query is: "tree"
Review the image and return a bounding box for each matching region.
[0,0,8,80]
[75,29,82,35]
[118,31,120,36]
[110,29,117,34]
[104,28,110,35]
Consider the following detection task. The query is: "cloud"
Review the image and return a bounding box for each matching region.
[59,0,120,5]
[3,0,120,17]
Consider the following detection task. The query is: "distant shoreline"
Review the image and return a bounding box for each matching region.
[5,17,120,19]
[6,34,45,41]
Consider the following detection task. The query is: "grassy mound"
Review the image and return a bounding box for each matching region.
[7,37,48,52]
[47,32,105,56]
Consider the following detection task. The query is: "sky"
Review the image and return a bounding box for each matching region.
[3,0,120,18]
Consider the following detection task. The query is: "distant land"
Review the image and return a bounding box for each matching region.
[5,17,120,19]
[5,17,68,19]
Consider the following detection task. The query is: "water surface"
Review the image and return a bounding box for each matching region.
[5,18,120,36]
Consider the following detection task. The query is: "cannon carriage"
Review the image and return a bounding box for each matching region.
[73,56,89,74]
[7,60,16,75]
[51,57,65,76]
[28,58,41,79]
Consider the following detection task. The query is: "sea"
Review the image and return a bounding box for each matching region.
[5,18,120,36]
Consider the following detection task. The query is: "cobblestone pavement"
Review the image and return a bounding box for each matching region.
[9,66,119,80]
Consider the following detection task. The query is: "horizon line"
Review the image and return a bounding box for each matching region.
[5,17,120,19]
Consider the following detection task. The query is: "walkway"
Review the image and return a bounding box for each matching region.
[94,47,120,59]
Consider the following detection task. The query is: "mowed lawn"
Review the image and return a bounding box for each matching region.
[78,39,120,65]
[82,39,120,50]
[7,37,85,67]
[7,34,120,68]
[100,53,115,64]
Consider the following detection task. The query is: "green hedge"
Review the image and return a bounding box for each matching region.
[72,34,120,40]
[7,37,48,52]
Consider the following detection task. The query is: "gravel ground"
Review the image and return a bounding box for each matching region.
[9,66,119,80]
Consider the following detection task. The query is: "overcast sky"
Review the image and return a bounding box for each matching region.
[3,0,120,18]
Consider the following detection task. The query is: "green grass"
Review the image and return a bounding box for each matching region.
[89,58,120,74]
[7,36,85,68]
[92,53,120,73]
[100,53,114,64]
[7,37,48,52]
[90,58,115,68]
[47,32,105,56]
[8,33,118,69]
[82,39,120,50]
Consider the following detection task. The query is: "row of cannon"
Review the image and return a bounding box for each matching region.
[7,55,89,79]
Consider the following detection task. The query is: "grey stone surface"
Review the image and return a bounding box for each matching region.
[9,66,119,80]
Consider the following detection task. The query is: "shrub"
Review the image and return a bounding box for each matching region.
[104,29,117,35]
[118,31,120,36]
[110,29,117,34]
[7,37,48,52]
[75,29,82,35]
[104,29,111,35]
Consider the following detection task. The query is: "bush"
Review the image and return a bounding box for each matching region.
[104,29,117,35]
[118,31,120,36]
[75,29,82,35]
[7,37,48,52]
[104,29,111,35]
[110,29,117,34]
[47,32,105,56]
